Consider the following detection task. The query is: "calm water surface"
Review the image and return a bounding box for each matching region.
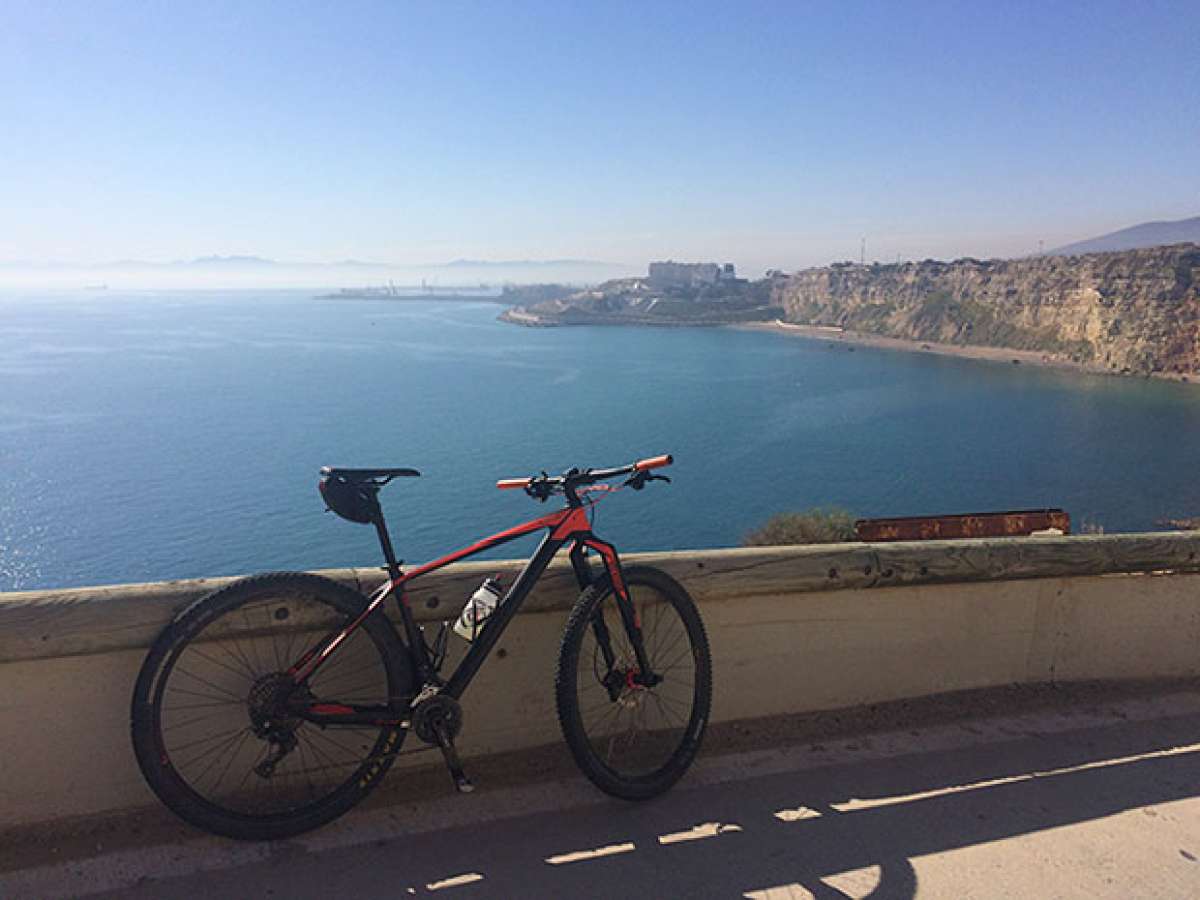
[3,290,1200,591]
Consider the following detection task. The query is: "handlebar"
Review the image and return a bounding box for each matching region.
[635,454,672,472]
[495,454,673,499]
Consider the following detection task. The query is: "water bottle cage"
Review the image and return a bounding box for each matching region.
[425,621,451,673]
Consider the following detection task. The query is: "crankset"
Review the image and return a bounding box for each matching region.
[411,693,463,745]
[411,690,473,794]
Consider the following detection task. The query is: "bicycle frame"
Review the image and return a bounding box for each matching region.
[286,501,648,728]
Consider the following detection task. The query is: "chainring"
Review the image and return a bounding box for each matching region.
[411,694,464,745]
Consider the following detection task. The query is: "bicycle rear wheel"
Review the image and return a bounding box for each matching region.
[131,572,413,840]
[556,565,711,799]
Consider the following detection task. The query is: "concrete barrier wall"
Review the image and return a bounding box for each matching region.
[2,532,1200,830]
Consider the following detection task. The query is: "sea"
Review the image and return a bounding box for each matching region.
[3,289,1200,592]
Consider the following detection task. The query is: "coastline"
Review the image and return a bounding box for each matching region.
[499,307,553,326]
[499,309,1197,386]
[732,320,1197,385]
[498,307,744,328]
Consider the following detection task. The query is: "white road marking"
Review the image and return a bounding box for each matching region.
[658,821,743,844]
[544,842,636,865]
[773,806,822,821]
[426,872,484,891]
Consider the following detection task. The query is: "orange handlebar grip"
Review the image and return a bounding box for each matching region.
[496,477,531,490]
[634,454,673,472]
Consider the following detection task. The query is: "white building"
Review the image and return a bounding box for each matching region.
[647,260,736,287]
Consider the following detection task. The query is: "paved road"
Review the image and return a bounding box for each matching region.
[9,692,1200,898]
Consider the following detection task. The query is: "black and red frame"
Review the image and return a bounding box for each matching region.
[286,456,673,728]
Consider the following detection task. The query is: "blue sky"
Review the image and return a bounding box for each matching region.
[2,0,1197,273]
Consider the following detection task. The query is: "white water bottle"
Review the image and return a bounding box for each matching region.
[454,578,504,641]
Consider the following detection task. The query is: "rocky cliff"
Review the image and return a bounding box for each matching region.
[772,244,1200,376]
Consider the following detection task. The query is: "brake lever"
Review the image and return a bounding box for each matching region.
[524,472,554,502]
[624,472,671,491]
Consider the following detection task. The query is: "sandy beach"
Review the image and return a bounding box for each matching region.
[734,320,1197,385]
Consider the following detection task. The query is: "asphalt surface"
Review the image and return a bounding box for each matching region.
[7,690,1200,899]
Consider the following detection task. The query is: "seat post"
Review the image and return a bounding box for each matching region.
[369,500,403,580]
[368,496,437,684]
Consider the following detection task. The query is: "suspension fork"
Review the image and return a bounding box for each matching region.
[573,538,657,683]
[570,542,616,674]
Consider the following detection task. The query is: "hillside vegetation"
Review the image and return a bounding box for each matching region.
[772,244,1200,376]
[501,276,780,327]
[743,508,858,545]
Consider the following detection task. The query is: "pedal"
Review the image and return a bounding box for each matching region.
[433,722,475,794]
[450,767,475,794]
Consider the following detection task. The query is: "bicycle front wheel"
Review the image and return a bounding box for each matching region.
[556,565,712,799]
[131,572,413,840]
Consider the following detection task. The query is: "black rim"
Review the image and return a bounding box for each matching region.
[574,581,699,780]
[150,590,398,820]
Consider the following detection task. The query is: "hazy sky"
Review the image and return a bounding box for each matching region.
[2,0,1197,275]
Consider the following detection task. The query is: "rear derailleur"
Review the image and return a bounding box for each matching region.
[253,728,298,779]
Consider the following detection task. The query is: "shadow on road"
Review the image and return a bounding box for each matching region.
[106,712,1200,899]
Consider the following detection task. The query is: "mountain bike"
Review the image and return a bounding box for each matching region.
[131,454,712,840]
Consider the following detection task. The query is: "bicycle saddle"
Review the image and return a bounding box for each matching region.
[319,467,420,524]
[320,466,421,481]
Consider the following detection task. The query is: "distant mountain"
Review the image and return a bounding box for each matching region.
[0,253,634,289]
[440,258,617,269]
[1049,216,1200,255]
[182,255,278,267]
[0,255,620,272]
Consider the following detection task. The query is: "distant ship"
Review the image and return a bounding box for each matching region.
[83,283,108,291]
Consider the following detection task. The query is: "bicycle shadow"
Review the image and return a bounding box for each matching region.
[106,711,1200,899]
[402,712,1200,898]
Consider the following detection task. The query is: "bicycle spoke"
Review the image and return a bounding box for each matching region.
[186,642,257,684]
[305,724,369,759]
[306,638,362,681]
[241,606,267,674]
[171,726,252,770]
[210,729,254,797]
[313,657,384,692]
[172,666,244,703]
[293,741,317,802]
[648,691,683,728]
[163,685,242,705]
[212,629,261,681]
[190,727,251,789]
[656,641,694,677]
[162,697,243,712]
[653,626,689,671]
[162,708,242,734]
